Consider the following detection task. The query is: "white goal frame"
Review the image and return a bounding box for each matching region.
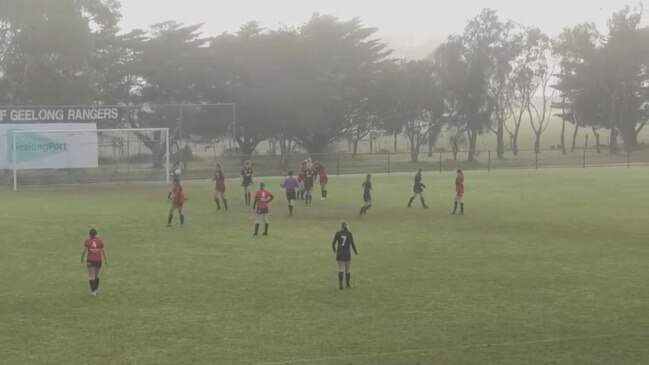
[12,128,170,190]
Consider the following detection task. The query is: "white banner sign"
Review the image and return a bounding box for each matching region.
[0,124,98,169]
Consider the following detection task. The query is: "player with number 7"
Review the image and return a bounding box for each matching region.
[332,221,359,290]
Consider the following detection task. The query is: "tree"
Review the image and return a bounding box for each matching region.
[0,0,122,105]
[291,14,391,154]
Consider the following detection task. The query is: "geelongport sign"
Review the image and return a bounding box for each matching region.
[0,124,98,169]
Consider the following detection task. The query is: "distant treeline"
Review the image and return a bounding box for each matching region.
[0,1,647,161]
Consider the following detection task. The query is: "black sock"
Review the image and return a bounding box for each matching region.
[408,197,415,207]
[244,193,248,205]
[254,224,260,235]
[89,280,95,292]
[180,215,185,225]
[223,199,228,210]
[215,199,221,209]
[338,272,344,288]
[345,273,351,287]
[421,198,427,208]
[453,202,458,213]
[168,213,173,224]
[324,190,327,198]
[460,203,464,213]
[264,223,269,235]
[95,278,100,291]
[247,193,251,205]
[289,205,293,216]
[365,204,372,212]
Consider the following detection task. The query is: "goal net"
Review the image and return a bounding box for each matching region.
[7,128,170,190]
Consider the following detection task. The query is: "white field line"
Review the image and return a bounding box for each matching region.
[256,331,649,365]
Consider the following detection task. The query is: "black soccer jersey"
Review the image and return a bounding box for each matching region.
[362,181,372,198]
[241,167,253,186]
[414,172,426,193]
[305,169,315,189]
[332,229,357,261]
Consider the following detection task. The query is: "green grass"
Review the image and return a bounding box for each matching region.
[1,168,648,365]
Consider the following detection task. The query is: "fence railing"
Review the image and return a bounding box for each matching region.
[2,145,647,187]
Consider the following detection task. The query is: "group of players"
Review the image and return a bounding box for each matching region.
[82,161,465,294]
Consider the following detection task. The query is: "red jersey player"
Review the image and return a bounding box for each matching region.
[252,182,274,236]
[213,163,227,211]
[451,169,465,215]
[315,161,328,200]
[168,177,186,226]
[80,228,108,296]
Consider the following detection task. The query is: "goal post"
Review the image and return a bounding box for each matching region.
[9,128,170,190]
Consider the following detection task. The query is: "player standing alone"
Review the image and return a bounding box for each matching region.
[359,174,372,216]
[315,161,328,200]
[241,161,254,206]
[407,167,428,209]
[332,221,358,289]
[451,169,465,215]
[80,228,108,296]
[253,183,274,236]
[168,176,186,226]
[281,171,298,216]
[213,163,228,211]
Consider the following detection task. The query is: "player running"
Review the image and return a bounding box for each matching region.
[332,221,358,289]
[359,174,373,216]
[297,160,306,200]
[80,228,108,296]
[315,161,328,200]
[253,183,274,236]
[213,162,227,211]
[167,176,186,226]
[281,171,298,216]
[304,161,315,206]
[451,169,465,215]
[241,160,254,206]
[407,167,428,209]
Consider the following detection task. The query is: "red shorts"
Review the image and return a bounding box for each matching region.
[216,186,225,193]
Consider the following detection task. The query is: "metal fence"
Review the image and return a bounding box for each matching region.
[2,142,647,187]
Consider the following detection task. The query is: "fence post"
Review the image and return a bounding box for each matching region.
[627,150,630,168]
[582,147,586,169]
[439,152,442,173]
[336,154,340,176]
[488,150,491,172]
[387,153,391,175]
[535,151,538,171]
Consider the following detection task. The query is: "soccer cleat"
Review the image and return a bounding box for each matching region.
[262,232,268,236]
[253,233,258,236]
[346,284,352,288]
[91,291,97,296]
[339,286,344,290]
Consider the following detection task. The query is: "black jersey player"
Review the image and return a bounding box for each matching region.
[407,167,428,209]
[359,174,372,216]
[332,221,358,289]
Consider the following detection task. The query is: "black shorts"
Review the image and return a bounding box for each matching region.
[336,254,351,262]
[363,194,372,203]
[87,260,102,268]
[413,187,424,194]
[286,190,296,200]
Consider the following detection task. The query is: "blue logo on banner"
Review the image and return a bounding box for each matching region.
[8,130,69,163]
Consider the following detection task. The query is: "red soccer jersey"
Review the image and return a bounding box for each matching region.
[317,166,328,182]
[255,189,273,210]
[455,174,465,194]
[84,237,104,262]
[215,171,225,191]
[173,183,185,204]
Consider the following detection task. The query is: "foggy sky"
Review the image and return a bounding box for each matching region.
[119,0,644,59]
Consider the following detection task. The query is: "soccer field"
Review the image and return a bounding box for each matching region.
[1,168,648,365]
